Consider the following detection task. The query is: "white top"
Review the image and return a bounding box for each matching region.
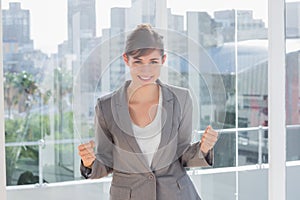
[132,86,162,167]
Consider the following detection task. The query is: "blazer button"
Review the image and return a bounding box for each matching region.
[148,175,154,180]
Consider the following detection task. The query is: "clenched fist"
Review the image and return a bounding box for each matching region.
[78,140,96,168]
[200,125,218,154]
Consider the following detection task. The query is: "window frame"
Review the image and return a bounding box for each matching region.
[0,0,289,199]
[268,0,287,199]
[0,0,7,199]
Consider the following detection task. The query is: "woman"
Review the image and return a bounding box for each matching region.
[78,24,218,200]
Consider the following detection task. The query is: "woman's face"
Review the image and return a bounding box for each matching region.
[123,50,166,86]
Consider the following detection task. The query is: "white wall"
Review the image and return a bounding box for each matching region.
[6,166,300,200]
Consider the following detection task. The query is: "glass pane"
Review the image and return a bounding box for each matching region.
[286,1,300,126]
[239,169,268,200]
[287,165,300,200]
[237,10,268,129]
[41,142,79,183]
[234,3,269,199]
[238,129,268,166]
[5,145,39,186]
[2,1,51,186]
[287,126,300,161]
[285,1,300,199]
[190,172,236,199]
[213,132,236,168]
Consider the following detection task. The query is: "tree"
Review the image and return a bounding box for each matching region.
[5,71,51,185]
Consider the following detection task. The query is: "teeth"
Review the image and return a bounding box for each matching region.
[139,76,152,80]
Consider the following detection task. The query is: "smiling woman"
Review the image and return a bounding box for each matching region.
[78,24,218,200]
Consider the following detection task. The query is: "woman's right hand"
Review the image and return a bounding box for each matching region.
[78,140,96,168]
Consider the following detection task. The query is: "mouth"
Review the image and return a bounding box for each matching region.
[137,75,154,82]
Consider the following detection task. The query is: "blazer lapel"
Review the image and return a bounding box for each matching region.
[150,80,175,169]
[156,80,174,149]
[112,80,143,154]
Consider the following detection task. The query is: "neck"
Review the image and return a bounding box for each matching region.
[127,81,159,103]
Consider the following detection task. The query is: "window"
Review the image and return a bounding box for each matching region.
[0,0,298,199]
[285,0,300,199]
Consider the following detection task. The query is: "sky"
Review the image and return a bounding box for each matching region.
[1,0,297,54]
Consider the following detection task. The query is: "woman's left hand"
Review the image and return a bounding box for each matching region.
[200,125,218,154]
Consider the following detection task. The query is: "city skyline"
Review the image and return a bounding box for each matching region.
[1,0,272,54]
[1,0,300,194]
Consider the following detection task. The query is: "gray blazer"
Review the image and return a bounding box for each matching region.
[80,79,213,200]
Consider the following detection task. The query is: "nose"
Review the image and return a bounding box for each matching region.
[139,64,153,73]
[132,64,153,73]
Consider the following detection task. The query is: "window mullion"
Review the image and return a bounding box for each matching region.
[268,0,286,199]
[0,0,8,199]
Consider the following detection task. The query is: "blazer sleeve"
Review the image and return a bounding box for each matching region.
[177,90,214,168]
[80,99,113,179]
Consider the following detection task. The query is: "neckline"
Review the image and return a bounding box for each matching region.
[131,86,162,129]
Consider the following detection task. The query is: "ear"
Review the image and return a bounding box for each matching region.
[162,54,167,64]
[123,53,129,66]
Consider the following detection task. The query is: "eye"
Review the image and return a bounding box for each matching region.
[134,61,142,64]
[150,61,158,64]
